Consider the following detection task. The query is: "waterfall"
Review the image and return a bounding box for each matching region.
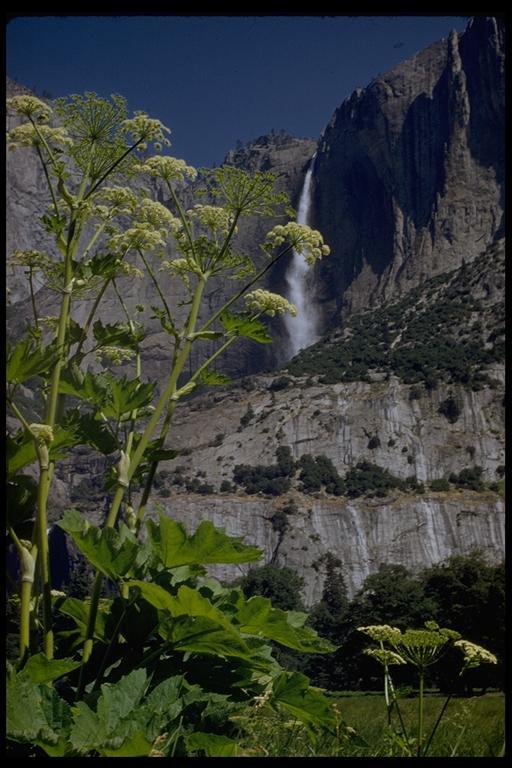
[284,153,320,358]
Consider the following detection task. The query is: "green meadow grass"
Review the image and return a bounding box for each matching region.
[236,692,505,757]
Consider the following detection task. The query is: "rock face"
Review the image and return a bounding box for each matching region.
[150,491,504,605]
[6,18,506,607]
[311,16,505,325]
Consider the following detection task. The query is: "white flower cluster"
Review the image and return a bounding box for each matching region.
[358,625,403,644]
[108,223,166,253]
[121,111,171,148]
[454,640,498,668]
[7,95,52,121]
[364,648,407,666]
[136,198,181,235]
[116,261,144,279]
[96,346,136,365]
[94,186,139,213]
[188,204,235,235]
[9,249,51,271]
[136,155,197,183]
[244,289,297,317]
[7,123,73,151]
[264,222,330,265]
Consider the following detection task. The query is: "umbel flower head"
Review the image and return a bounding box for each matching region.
[121,112,171,148]
[7,94,52,122]
[264,222,330,265]
[136,155,197,183]
[244,289,297,317]
[454,640,498,669]
[7,123,73,151]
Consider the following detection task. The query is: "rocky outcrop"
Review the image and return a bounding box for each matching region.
[148,490,504,604]
[312,16,505,325]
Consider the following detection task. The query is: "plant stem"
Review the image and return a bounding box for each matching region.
[19,580,32,661]
[197,242,294,334]
[80,277,207,676]
[422,692,453,757]
[417,671,425,757]
[77,570,103,698]
[73,277,112,361]
[8,526,33,661]
[27,268,39,332]
[36,463,53,658]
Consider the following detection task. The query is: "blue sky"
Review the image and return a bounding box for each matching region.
[6,15,469,168]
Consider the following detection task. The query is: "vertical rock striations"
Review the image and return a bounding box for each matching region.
[312,16,505,324]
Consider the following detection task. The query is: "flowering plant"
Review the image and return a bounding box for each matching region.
[6,91,333,757]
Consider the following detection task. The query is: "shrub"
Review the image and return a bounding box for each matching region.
[270,510,289,534]
[367,436,381,450]
[344,461,405,498]
[239,404,255,428]
[430,478,450,492]
[269,376,291,391]
[276,446,296,477]
[453,466,485,491]
[220,480,233,493]
[438,395,461,424]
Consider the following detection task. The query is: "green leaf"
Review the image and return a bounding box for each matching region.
[7,672,72,748]
[58,368,109,404]
[6,431,36,476]
[85,251,121,279]
[237,595,336,653]
[101,731,152,757]
[63,409,118,454]
[57,596,108,642]
[159,614,253,661]
[220,311,272,343]
[198,367,231,386]
[7,474,37,527]
[67,317,84,345]
[6,424,81,476]
[147,514,262,567]
[128,582,233,632]
[150,305,177,336]
[7,337,60,384]
[21,653,81,684]
[92,319,145,349]
[70,669,148,755]
[58,509,139,580]
[102,376,155,419]
[187,731,240,756]
[271,671,336,732]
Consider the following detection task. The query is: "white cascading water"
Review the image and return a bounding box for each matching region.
[284,153,320,358]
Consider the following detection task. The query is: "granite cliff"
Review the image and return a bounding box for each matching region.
[6,16,505,606]
[311,16,505,326]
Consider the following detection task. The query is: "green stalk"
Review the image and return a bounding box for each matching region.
[34,143,59,216]
[422,692,453,757]
[27,267,39,332]
[72,277,112,362]
[83,137,144,201]
[19,581,32,661]
[138,249,175,333]
[79,276,208,682]
[135,335,235,529]
[417,671,425,756]
[8,526,33,661]
[197,242,295,335]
